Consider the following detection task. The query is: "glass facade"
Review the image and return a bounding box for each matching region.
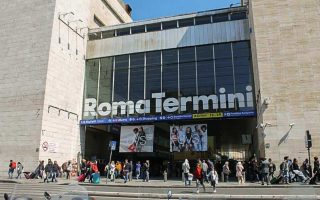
[83,41,254,119]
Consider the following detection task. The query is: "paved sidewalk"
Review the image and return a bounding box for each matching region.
[1,176,319,188]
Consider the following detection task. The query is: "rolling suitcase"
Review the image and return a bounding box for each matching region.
[92,173,100,184]
[78,174,86,182]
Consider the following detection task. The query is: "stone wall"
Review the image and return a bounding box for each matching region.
[250,0,320,165]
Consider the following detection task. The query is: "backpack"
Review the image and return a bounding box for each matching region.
[11,162,17,169]
[91,164,98,173]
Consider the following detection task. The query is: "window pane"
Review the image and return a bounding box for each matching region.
[130,53,145,101]
[117,28,130,36]
[196,45,213,61]
[101,30,115,38]
[230,12,247,20]
[88,32,101,40]
[195,16,211,25]
[131,25,145,34]
[114,55,129,102]
[178,18,194,27]
[212,13,229,23]
[146,51,161,114]
[162,20,177,30]
[84,59,99,119]
[179,47,196,114]
[214,43,234,101]
[146,23,161,32]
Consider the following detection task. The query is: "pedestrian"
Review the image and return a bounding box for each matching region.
[222,161,231,182]
[260,158,270,185]
[292,158,309,183]
[129,160,133,181]
[135,161,141,180]
[302,159,312,178]
[202,160,209,182]
[215,160,222,180]
[115,161,122,179]
[16,162,23,179]
[123,159,131,183]
[236,162,245,184]
[52,161,59,182]
[80,159,87,175]
[207,166,218,193]
[194,163,205,194]
[142,160,150,182]
[66,161,72,180]
[268,158,276,179]
[8,160,16,179]
[182,159,191,186]
[281,156,290,184]
[109,161,116,182]
[313,157,320,182]
[44,159,53,183]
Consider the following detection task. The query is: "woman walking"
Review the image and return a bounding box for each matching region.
[207,166,218,193]
[236,162,245,184]
[194,163,205,194]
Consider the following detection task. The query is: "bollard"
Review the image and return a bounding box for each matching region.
[164,170,168,182]
[182,172,185,182]
[221,172,224,182]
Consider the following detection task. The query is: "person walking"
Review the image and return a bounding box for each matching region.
[268,158,276,179]
[202,160,209,183]
[66,161,72,180]
[52,161,59,182]
[302,159,312,178]
[16,162,23,179]
[135,161,141,180]
[44,159,53,183]
[222,161,231,182]
[236,162,245,184]
[143,160,150,182]
[207,166,218,193]
[260,158,270,185]
[194,163,205,194]
[182,159,191,186]
[123,159,131,183]
[281,156,290,184]
[109,161,116,182]
[292,158,309,183]
[8,160,16,179]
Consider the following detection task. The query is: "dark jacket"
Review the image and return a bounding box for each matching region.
[45,163,53,173]
[260,160,269,174]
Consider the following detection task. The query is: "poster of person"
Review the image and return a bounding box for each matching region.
[170,124,207,152]
[119,125,154,153]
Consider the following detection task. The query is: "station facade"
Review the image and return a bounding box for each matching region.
[82,7,259,175]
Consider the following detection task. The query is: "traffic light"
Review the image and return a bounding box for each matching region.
[305,130,312,148]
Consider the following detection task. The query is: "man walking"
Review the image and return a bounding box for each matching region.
[268,158,276,179]
[44,159,54,183]
[143,160,150,182]
[182,159,191,186]
[135,161,141,180]
[202,160,209,183]
[260,158,270,185]
[8,160,16,179]
[281,156,290,184]
[123,159,131,183]
[16,162,23,179]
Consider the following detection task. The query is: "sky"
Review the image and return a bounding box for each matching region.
[124,0,240,21]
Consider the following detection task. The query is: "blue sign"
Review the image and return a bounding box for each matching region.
[80,111,256,125]
[110,141,117,151]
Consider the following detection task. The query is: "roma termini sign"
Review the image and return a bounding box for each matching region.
[84,86,254,117]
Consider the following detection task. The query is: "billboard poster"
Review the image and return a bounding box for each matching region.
[119,125,154,153]
[170,124,207,152]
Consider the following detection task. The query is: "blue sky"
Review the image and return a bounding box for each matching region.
[124,0,240,21]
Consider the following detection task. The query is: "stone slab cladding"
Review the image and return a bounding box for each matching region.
[249,0,320,165]
[0,0,131,176]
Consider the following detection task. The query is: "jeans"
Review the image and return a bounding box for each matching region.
[143,171,149,182]
[123,170,129,183]
[261,173,269,185]
[184,173,190,186]
[223,173,229,182]
[136,170,140,180]
[8,168,14,179]
[283,170,289,183]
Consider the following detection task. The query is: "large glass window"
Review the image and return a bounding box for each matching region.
[84,59,99,119]
[233,41,252,110]
[130,53,145,101]
[146,51,161,114]
[114,55,129,102]
[99,57,113,106]
[179,47,196,113]
[214,43,234,98]
[197,45,215,96]
[162,49,178,114]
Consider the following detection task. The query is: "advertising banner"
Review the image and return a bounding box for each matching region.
[119,125,154,153]
[170,124,207,152]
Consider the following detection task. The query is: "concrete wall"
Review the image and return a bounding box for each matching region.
[87,19,250,59]
[39,0,132,166]
[0,0,131,176]
[0,0,56,175]
[250,0,320,165]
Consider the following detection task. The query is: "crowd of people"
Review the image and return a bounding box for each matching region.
[7,155,320,189]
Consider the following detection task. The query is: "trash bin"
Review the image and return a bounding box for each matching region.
[163,170,167,182]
